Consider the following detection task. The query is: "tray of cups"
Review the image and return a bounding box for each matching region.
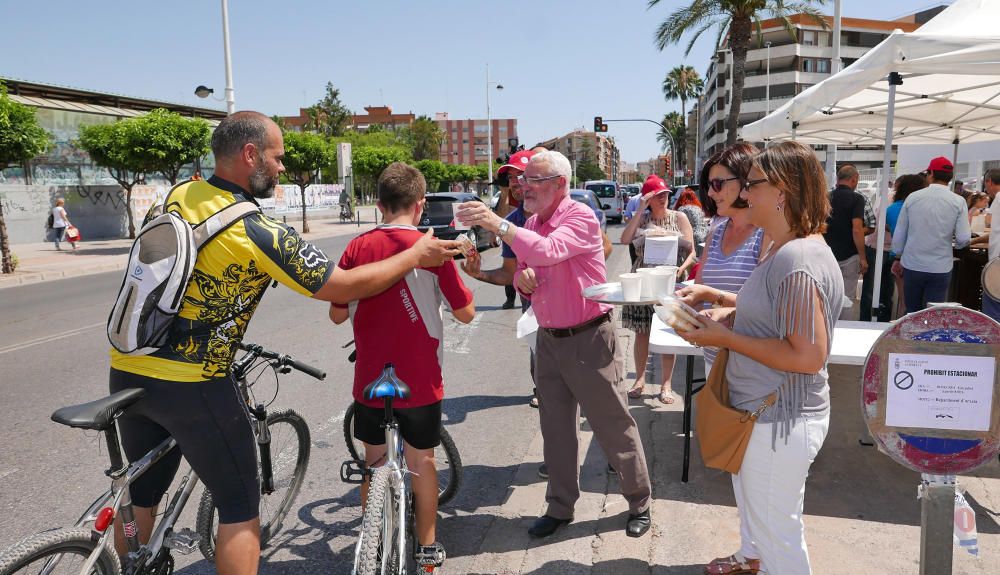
[582,266,683,306]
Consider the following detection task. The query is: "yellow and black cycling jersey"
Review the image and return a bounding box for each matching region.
[110,176,333,382]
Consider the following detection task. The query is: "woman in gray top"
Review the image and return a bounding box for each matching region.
[677,142,843,575]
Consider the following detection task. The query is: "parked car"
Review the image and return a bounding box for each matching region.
[418,192,496,253]
[570,189,607,232]
[584,179,623,223]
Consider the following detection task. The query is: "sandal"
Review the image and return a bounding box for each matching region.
[658,387,677,404]
[627,382,644,399]
[704,554,760,575]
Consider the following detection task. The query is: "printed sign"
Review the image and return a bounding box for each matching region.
[643,235,678,266]
[886,353,995,431]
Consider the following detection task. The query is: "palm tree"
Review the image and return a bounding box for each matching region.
[656,112,685,170]
[662,65,703,170]
[648,0,827,146]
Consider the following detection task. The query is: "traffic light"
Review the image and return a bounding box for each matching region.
[594,116,608,133]
[663,155,671,176]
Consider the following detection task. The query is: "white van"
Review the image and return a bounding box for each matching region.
[584,179,623,223]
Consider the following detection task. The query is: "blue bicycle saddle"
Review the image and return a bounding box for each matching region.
[363,363,411,401]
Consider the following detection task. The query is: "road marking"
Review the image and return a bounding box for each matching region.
[0,322,105,355]
[443,313,483,354]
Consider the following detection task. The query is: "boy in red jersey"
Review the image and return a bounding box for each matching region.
[331,162,474,566]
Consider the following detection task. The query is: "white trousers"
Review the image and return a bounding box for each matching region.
[731,413,829,575]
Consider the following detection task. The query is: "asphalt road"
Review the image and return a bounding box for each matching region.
[0,230,612,573]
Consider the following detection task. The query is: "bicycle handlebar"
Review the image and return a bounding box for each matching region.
[236,342,327,380]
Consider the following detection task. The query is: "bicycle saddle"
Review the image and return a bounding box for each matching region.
[51,388,147,431]
[362,363,411,401]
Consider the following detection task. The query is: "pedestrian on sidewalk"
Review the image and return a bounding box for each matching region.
[891,157,971,313]
[620,174,695,404]
[823,165,869,319]
[677,142,843,575]
[455,150,652,540]
[50,198,76,250]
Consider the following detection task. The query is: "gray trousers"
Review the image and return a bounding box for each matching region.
[535,320,651,519]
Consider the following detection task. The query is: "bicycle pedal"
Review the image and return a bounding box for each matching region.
[340,460,367,484]
[163,528,201,555]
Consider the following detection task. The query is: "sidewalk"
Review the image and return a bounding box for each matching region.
[0,207,380,290]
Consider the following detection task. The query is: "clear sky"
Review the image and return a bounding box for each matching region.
[2,0,951,165]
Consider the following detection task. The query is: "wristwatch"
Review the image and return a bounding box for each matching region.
[498,220,511,239]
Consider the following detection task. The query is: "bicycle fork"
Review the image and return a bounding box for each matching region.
[252,403,275,494]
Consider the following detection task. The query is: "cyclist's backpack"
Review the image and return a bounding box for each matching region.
[107,194,259,355]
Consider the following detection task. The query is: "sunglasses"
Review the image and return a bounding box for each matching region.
[707,176,741,192]
[744,178,768,190]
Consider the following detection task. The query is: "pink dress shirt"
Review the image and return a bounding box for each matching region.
[511,195,612,328]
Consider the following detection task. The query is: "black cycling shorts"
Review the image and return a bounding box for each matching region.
[352,400,442,450]
[109,369,259,524]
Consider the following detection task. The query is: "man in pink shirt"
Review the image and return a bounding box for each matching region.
[457,150,651,539]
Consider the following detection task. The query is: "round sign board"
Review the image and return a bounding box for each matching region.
[862,305,1000,474]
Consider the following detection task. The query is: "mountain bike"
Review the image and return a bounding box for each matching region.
[340,363,455,575]
[0,342,324,575]
[339,341,462,506]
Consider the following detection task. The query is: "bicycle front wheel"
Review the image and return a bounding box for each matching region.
[355,466,403,575]
[0,528,121,575]
[344,404,463,506]
[196,408,311,561]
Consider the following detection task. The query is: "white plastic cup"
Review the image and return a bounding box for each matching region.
[620,273,642,302]
[649,269,676,298]
[452,202,471,230]
[636,267,657,299]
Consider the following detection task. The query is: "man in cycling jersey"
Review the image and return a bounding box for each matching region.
[108,111,459,575]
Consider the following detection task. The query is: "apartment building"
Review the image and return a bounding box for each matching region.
[696,9,943,169]
[535,130,620,181]
[434,112,518,166]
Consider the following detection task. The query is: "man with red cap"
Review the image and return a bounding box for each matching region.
[891,156,972,313]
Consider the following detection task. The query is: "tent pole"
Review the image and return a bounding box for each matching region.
[871,72,902,323]
[827,0,843,187]
[951,127,960,191]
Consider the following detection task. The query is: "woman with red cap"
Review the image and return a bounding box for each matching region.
[620,175,695,403]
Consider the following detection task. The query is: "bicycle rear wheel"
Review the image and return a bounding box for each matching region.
[354,466,402,575]
[344,404,463,505]
[0,528,120,575]
[196,409,311,561]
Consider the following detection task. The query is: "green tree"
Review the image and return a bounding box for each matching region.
[662,65,703,168]
[649,0,827,146]
[407,116,444,161]
[656,112,685,170]
[413,159,448,192]
[353,146,412,201]
[282,131,331,234]
[0,83,53,273]
[132,109,211,185]
[307,82,353,137]
[77,120,150,238]
[575,161,606,186]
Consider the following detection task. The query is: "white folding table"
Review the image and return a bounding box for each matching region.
[648,316,890,481]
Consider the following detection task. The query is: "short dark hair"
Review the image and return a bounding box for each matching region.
[698,142,758,217]
[893,174,925,203]
[378,162,426,212]
[985,169,1000,185]
[211,111,271,160]
[930,170,954,184]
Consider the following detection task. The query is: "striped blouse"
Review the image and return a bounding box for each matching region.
[699,217,764,366]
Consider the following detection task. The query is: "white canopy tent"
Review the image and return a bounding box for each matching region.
[740,0,1000,321]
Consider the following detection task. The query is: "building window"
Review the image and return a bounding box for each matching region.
[474,124,488,133]
[801,58,830,73]
[802,30,818,46]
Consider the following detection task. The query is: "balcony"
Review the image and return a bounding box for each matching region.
[739,97,793,114]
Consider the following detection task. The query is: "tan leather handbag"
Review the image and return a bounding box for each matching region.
[695,348,775,474]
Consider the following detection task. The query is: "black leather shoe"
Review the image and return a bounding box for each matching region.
[528,515,571,538]
[501,299,516,309]
[625,509,650,538]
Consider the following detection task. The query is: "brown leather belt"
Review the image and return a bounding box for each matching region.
[541,312,612,338]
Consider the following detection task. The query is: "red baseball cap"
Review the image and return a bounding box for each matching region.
[927,156,954,172]
[497,149,535,177]
[641,175,670,196]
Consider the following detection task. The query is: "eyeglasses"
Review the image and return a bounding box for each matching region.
[707,176,741,192]
[516,174,562,185]
[744,178,768,190]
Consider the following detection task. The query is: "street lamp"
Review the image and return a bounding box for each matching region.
[486,63,503,182]
[765,41,772,116]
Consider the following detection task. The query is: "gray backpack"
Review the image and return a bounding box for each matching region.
[107,198,258,355]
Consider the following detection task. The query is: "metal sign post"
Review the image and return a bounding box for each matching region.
[862,305,1000,574]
